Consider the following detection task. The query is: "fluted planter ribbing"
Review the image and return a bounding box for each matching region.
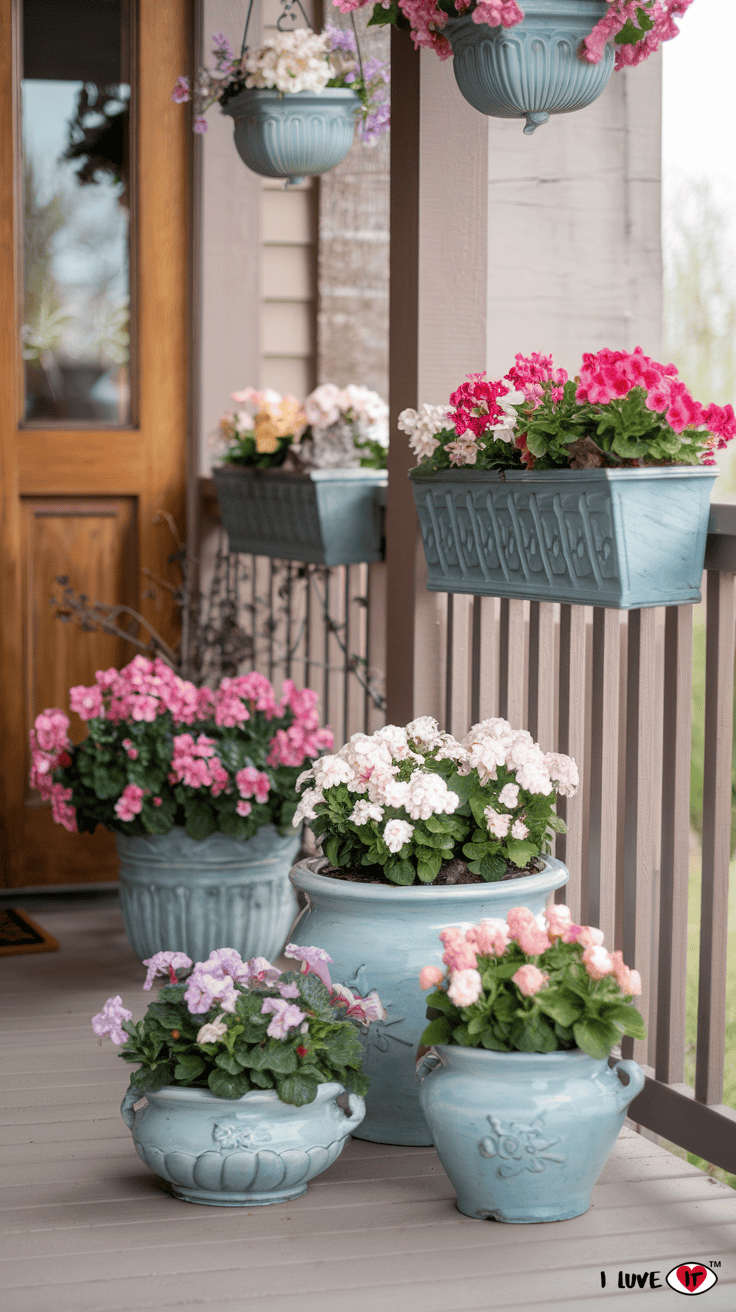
[121,1082,365,1206]
[445,0,615,135]
[213,465,387,565]
[288,855,569,1146]
[221,88,360,186]
[116,826,301,964]
[411,466,718,609]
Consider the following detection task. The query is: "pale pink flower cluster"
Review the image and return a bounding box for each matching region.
[115,783,145,822]
[331,983,387,1026]
[304,383,389,453]
[50,783,77,832]
[448,967,483,1008]
[29,710,71,803]
[196,1014,229,1044]
[383,818,415,853]
[91,995,133,1045]
[581,0,693,70]
[142,951,193,990]
[398,404,455,461]
[261,996,307,1039]
[244,29,334,95]
[235,766,271,804]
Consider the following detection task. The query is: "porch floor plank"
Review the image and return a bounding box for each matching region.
[3,904,735,1312]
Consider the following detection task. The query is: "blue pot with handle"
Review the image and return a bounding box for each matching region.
[416,1045,645,1221]
[445,0,615,135]
[288,855,569,1145]
[120,1082,365,1206]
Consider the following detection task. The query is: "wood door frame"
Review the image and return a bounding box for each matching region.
[0,0,194,887]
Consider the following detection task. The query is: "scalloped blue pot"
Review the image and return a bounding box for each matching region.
[116,826,301,964]
[288,855,568,1145]
[411,466,718,609]
[121,1082,365,1206]
[221,88,360,186]
[445,0,615,134]
[416,1046,645,1222]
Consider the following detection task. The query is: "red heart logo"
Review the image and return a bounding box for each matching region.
[675,1265,709,1292]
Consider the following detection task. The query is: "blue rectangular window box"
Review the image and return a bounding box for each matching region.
[213,466,387,566]
[410,466,717,609]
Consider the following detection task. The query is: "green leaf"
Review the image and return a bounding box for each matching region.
[480,1028,510,1051]
[173,1053,206,1081]
[207,1067,252,1099]
[385,858,415,886]
[602,1002,647,1039]
[248,1068,275,1089]
[479,852,508,882]
[215,1051,246,1075]
[451,1023,476,1047]
[324,836,343,867]
[512,1013,558,1053]
[573,1018,620,1060]
[276,1072,319,1106]
[546,813,568,834]
[506,839,538,869]
[320,1025,364,1068]
[129,1060,176,1092]
[535,989,583,1029]
[260,1040,298,1076]
[419,1016,452,1046]
[417,850,442,884]
[425,988,456,1016]
[296,971,334,1018]
[184,798,217,841]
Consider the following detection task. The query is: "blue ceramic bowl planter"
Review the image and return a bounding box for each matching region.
[221,87,360,186]
[213,465,387,566]
[121,1082,366,1206]
[411,466,718,609]
[445,0,615,134]
[116,825,302,964]
[416,1046,645,1222]
[288,855,569,1145]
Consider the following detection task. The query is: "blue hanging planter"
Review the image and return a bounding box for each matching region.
[445,0,615,134]
[221,87,360,185]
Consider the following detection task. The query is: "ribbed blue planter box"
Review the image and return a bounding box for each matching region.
[445,0,614,134]
[221,88,359,185]
[116,826,301,964]
[213,465,387,565]
[289,855,569,1146]
[411,467,718,609]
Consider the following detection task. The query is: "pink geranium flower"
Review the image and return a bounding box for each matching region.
[512,964,549,997]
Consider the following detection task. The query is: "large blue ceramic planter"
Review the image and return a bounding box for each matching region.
[221,88,360,186]
[416,1046,645,1222]
[411,466,718,609]
[288,855,569,1145]
[116,825,301,964]
[213,465,387,565]
[121,1082,365,1206]
[445,0,614,134]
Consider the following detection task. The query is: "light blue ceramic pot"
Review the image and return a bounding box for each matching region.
[411,466,718,609]
[445,0,614,134]
[116,825,301,964]
[121,1082,365,1206]
[416,1045,645,1222]
[288,855,569,1145]
[221,88,360,186]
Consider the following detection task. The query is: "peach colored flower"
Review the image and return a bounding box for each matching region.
[578,926,605,949]
[515,925,552,957]
[506,906,536,937]
[440,927,478,972]
[419,965,444,990]
[582,945,615,979]
[611,950,642,996]
[512,964,549,997]
[545,904,573,939]
[466,918,510,957]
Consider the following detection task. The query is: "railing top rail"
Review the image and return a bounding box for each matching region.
[706,502,736,571]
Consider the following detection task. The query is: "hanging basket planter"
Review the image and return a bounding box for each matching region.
[221,88,361,186]
[213,465,387,565]
[410,466,718,610]
[444,0,615,134]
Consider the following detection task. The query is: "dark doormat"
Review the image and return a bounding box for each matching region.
[0,908,59,955]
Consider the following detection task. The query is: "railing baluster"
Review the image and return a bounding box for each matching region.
[444,592,454,733]
[587,609,621,948]
[655,604,692,1085]
[527,600,556,750]
[622,608,657,1067]
[556,605,587,917]
[470,595,481,726]
[696,570,736,1104]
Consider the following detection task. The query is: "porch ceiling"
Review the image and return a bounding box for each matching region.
[2,904,735,1312]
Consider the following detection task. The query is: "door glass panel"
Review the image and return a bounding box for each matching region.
[21,0,132,424]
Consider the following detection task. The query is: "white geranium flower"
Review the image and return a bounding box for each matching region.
[490,388,525,443]
[350,799,384,826]
[383,818,414,853]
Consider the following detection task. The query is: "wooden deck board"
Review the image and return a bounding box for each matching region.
[2,904,735,1312]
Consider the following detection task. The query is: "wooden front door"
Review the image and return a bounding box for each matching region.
[0,0,191,887]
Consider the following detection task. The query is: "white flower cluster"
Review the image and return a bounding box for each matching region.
[489,389,526,443]
[243,29,333,95]
[301,382,390,460]
[398,404,455,462]
[293,717,578,852]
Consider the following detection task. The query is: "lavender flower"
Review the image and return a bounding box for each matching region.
[142,951,193,991]
[284,943,333,990]
[261,997,306,1039]
[91,996,133,1045]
